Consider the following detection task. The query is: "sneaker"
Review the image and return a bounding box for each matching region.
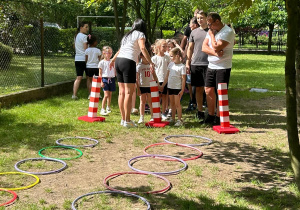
[200,114,215,125]
[196,111,205,121]
[106,106,111,113]
[72,95,78,100]
[150,118,154,122]
[167,109,172,117]
[168,118,175,123]
[214,116,220,126]
[123,120,137,128]
[185,102,193,112]
[162,114,168,121]
[145,104,150,112]
[120,119,125,126]
[100,108,108,116]
[131,108,139,115]
[138,115,144,124]
[174,119,183,127]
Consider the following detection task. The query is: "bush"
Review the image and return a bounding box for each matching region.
[162,30,175,39]
[0,42,13,69]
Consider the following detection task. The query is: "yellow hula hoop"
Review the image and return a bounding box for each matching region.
[0,172,40,191]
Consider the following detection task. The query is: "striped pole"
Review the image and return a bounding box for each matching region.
[78,76,105,122]
[213,83,239,134]
[145,81,169,127]
[150,81,161,123]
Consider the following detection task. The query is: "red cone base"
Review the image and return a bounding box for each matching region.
[213,125,239,134]
[78,115,105,123]
[145,121,170,127]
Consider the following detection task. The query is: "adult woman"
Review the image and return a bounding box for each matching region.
[110,19,155,128]
[72,21,89,100]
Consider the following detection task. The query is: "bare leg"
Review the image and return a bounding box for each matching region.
[196,86,204,112]
[102,91,109,109]
[169,95,176,121]
[205,87,216,116]
[118,83,125,121]
[124,83,135,122]
[174,94,182,121]
[107,91,112,108]
[73,76,83,96]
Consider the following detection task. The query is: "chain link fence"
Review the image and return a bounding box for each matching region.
[0,18,75,96]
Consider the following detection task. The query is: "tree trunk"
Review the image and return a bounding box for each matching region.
[296,5,300,126]
[268,23,274,54]
[112,0,121,41]
[285,0,300,190]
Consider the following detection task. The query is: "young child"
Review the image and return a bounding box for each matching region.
[85,34,102,98]
[160,47,186,126]
[136,52,159,124]
[98,46,116,116]
[151,39,171,120]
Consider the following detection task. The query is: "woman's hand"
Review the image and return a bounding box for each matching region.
[150,62,155,73]
[101,81,105,88]
[178,89,184,98]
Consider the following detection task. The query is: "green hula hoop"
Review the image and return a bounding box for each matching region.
[0,172,39,191]
[38,146,83,160]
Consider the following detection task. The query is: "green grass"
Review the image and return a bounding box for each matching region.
[0,55,74,95]
[0,54,299,210]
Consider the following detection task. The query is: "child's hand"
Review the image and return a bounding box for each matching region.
[159,85,163,92]
[178,90,184,98]
[101,82,105,88]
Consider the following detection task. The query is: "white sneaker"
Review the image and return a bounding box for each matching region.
[106,106,111,113]
[138,115,144,124]
[123,121,137,128]
[131,108,139,115]
[120,119,125,126]
[168,118,175,123]
[162,114,168,121]
[100,108,108,116]
[150,118,154,122]
[72,95,78,100]
[167,109,172,117]
[174,119,183,127]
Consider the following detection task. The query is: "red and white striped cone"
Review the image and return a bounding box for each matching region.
[78,76,105,122]
[145,81,169,127]
[213,83,239,134]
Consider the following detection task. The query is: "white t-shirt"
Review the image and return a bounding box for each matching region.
[136,63,153,87]
[98,60,115,78]
[85,47,102,68]
[206,25,235,69]
[151,55,171,82]
[75,33,88,61]
[167,62,186,89]
[117,31,146,62]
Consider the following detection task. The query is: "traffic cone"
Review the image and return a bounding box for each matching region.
[213,83,239,134]
[145,81,169,127]
[78,76,105,122]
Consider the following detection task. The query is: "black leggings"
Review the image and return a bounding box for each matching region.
[115,57,136,83]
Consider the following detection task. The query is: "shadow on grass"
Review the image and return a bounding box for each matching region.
[0,112,74,150]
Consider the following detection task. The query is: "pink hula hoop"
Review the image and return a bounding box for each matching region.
[143,142,203,161]
[0,189,18,206]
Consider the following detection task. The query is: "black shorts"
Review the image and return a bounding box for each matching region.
[190,65,207,87]
[115,57,136,83]
[75,61,87,77]
[205,68,231,88]
[140,87,151,94]
[86,68,99,77]
[168,88,181,95]
[159,82,168,95]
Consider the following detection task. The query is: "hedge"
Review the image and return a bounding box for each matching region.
[0,42,13,69]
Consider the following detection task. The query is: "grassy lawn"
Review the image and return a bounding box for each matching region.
[1,54,298,210]
[0,55,75,96]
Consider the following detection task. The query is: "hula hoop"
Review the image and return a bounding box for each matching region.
[0,189,18,207]
[38,146,83,160]
[0,172,39,191]
[164,135,213,146]
[143,142,203,161]
[14,158,67,175]
[103,171,171,194]
[128,155,187,175]
[71,190,151,210]
[56,136,99,148]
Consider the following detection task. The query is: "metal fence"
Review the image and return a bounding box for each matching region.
[0,18,75,96]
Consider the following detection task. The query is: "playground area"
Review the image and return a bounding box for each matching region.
[0,54,299,209]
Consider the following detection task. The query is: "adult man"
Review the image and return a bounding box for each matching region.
[202,12,235,125]
[185,10,209,121]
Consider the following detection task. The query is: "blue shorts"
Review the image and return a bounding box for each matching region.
[102,77,116,91]
[186,74,191,84]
